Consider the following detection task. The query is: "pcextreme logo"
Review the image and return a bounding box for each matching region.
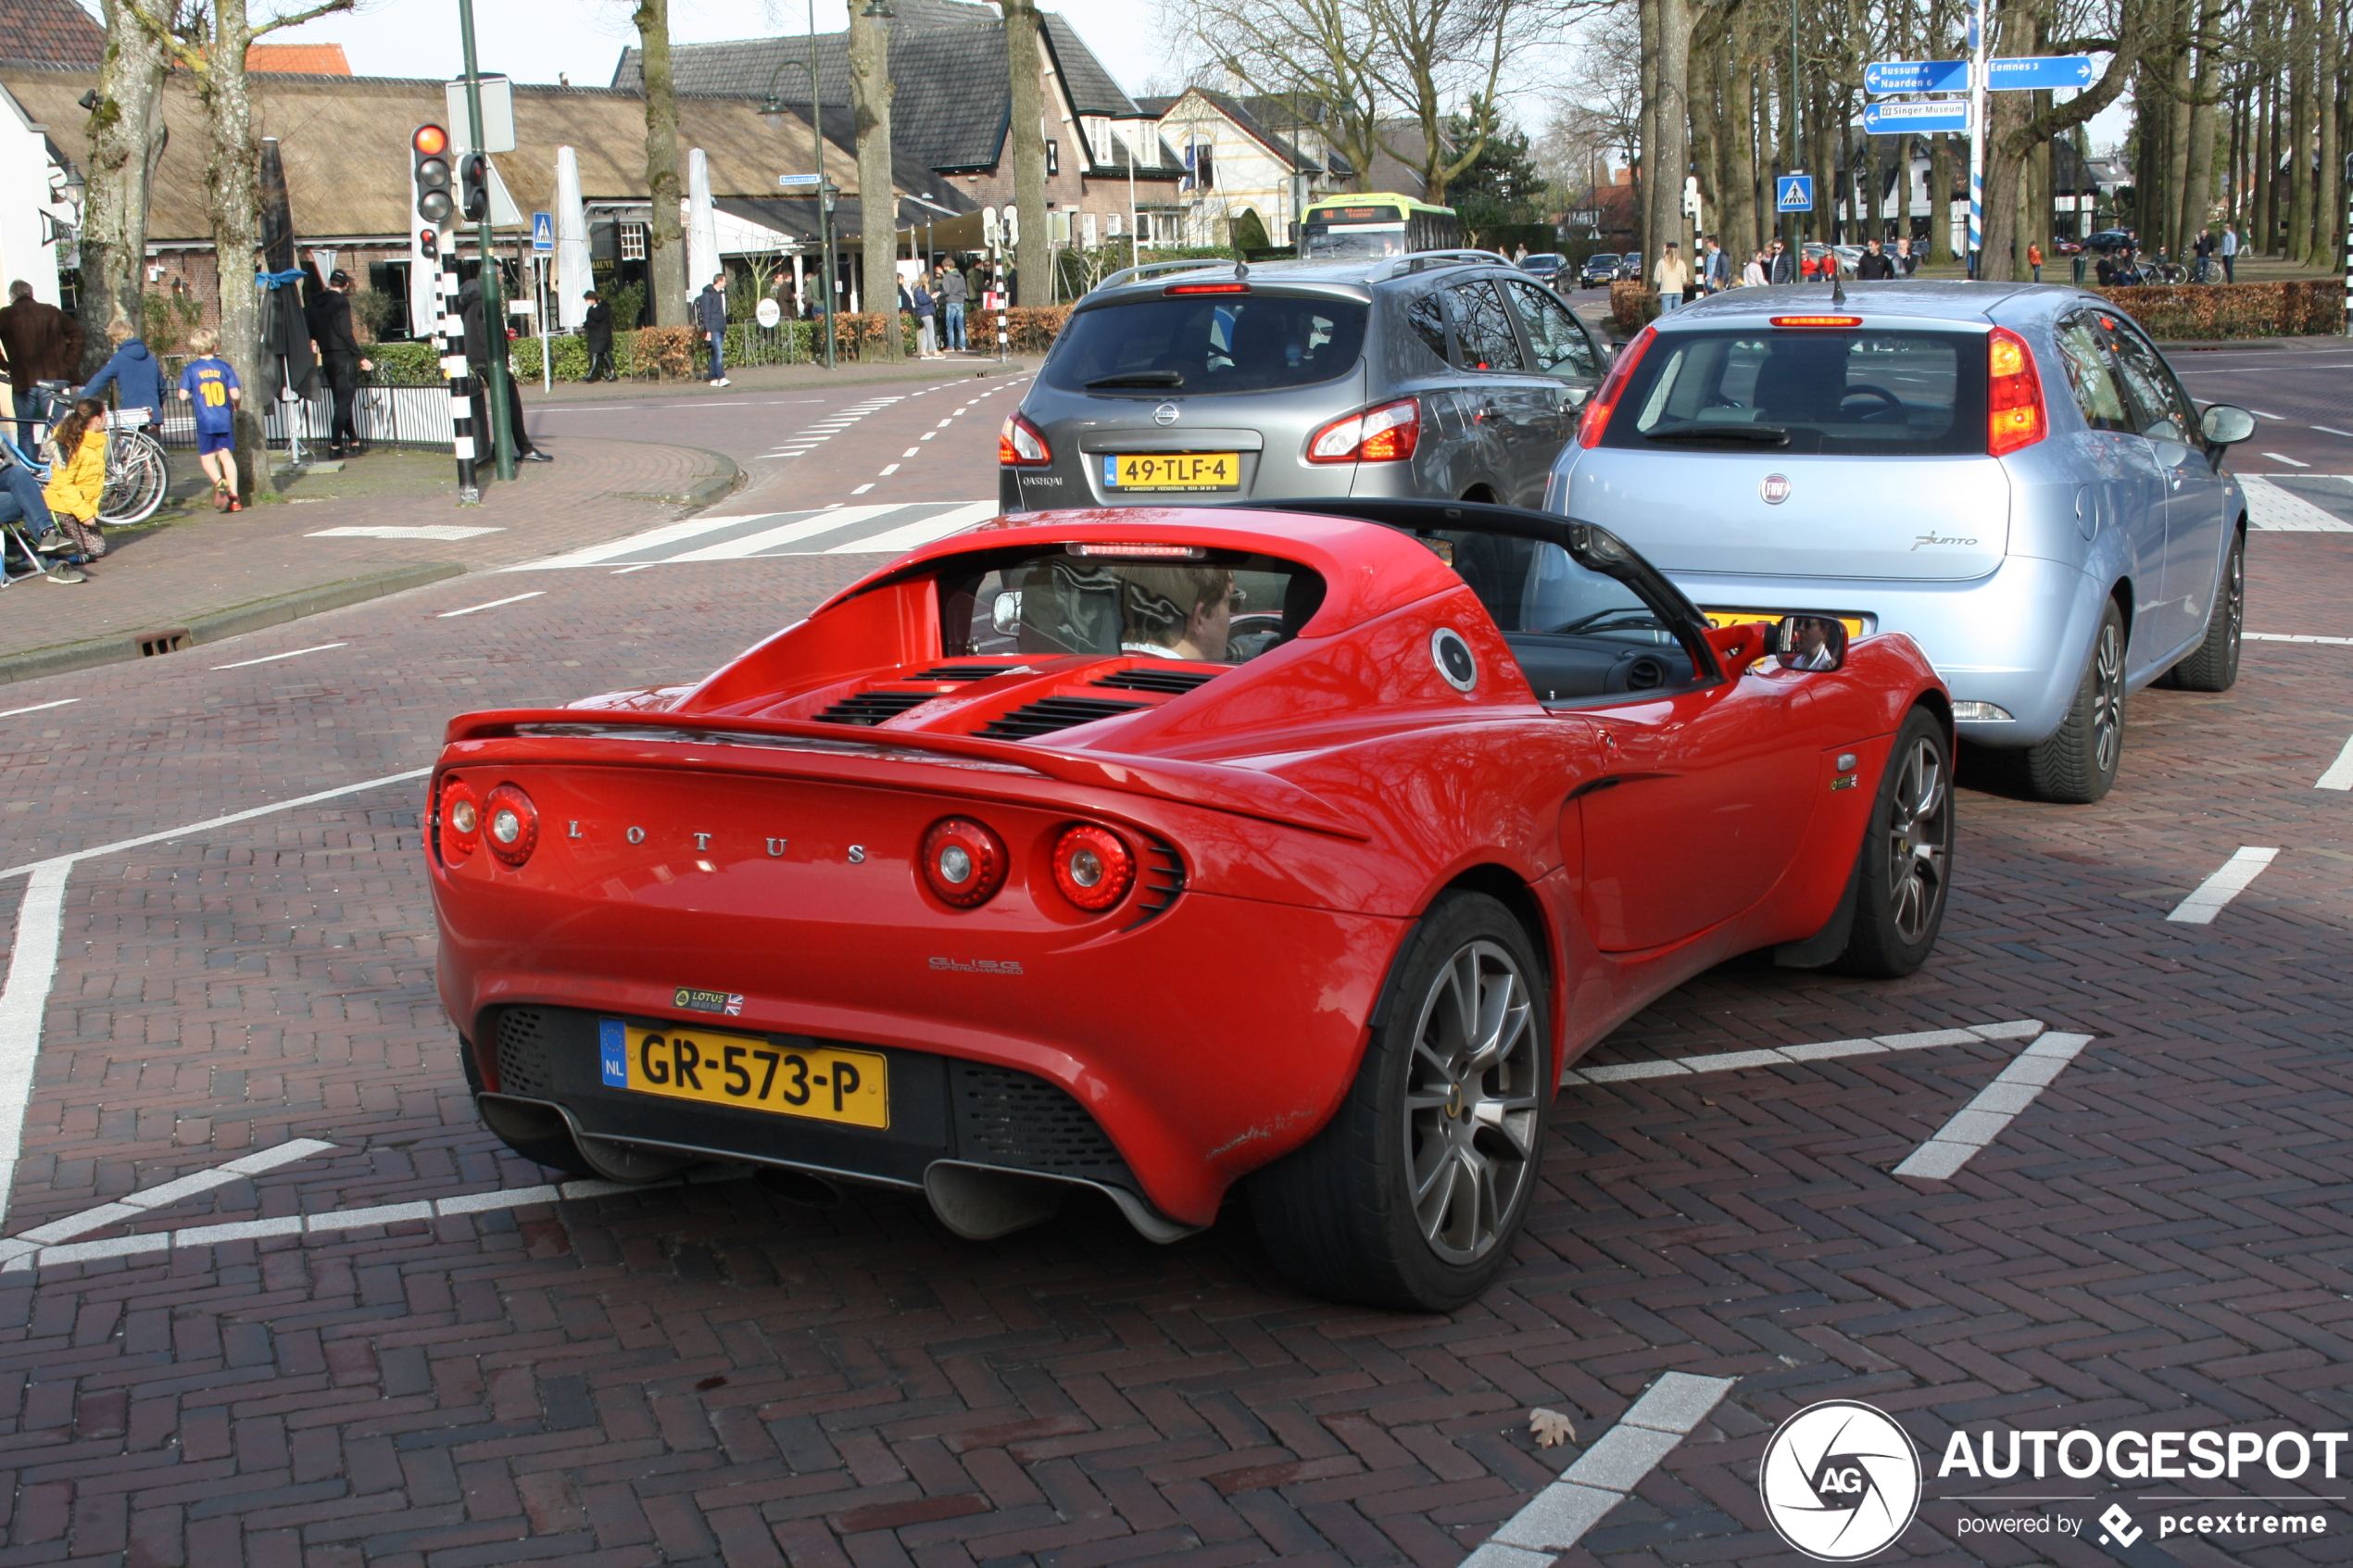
[1758,1400,1922,1562]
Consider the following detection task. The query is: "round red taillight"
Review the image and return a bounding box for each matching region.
[483,784,539,868]
[439,778,480,863]
[1051,822,1135,911]
[920,817,1007,908]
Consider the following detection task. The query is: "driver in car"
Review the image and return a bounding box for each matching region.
[1118,565,1236,662]
[1785,616,1842,670]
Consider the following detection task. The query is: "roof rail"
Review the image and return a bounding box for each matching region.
[1386,249,1514,279]
[1094,257,1233,293]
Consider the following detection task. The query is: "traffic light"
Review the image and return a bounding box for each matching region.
[459,153,490,224]
[412,124,452,227]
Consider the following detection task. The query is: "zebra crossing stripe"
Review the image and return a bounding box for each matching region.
[498,513,780,571]
[664,506,908,561]
[827,500,1000,555]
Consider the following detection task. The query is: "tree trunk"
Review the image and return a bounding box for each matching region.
[1688,12,1723,250]
[1637,0,1663,272]
[2178,0,2222,259]
[1979,78,2032,278]
[2308,1,2340,267]
[2285,0,2310,262]
[1931,132,1954,262]
[1003,0,1049,302]
[2256,69,2276,251]
[635,0,685,326]
[77,0,170,372]
[2163,0,2194,257]
[192,0,267,499]
[1725,41,1758,257]
[849,1,901,359]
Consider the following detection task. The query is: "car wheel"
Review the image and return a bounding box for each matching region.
[2025,598,2126,803]
[1249,892,1547,1311]
[1833,709,1954,977]
[2159,529,2243,692]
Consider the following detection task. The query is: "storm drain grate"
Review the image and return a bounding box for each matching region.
[136,628,191,658]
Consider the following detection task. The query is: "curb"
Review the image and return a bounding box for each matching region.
[606,445,743,513]
[0,561,466,687]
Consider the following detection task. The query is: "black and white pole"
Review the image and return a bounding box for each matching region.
[995,252,1008,363]
[2342,152,2351,338]
[436,249,481,504]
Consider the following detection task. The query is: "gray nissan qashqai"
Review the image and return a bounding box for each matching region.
[1000,254,1612,517]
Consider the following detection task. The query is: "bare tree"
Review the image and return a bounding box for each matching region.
[849,0,902,358]
[78,0,177,370]
[1165,0,1391,192]
[635,0,685,325]
[1002,0,1049,303]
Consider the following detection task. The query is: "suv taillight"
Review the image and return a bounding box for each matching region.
[1986,327,2046,457]
[1577,324,1654,447]
[1000,411,1051,466]
[1307,398,1419,463]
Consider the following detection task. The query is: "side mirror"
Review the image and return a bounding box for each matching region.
[1771,614,1849,671]
[989,589,1024,635]
[2200,403,2257,447]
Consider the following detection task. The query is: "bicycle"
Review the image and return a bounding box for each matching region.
[0,382,169,527]
[2148,260,2188,285]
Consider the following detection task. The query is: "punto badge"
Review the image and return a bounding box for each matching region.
[1153,402,1179,426]
[1760,473,1792,505]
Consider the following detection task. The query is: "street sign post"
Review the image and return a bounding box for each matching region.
[530,211,552,255]
[1862,101,1972,135]
[1777,174,1815,213]
[1987,55,2096,90]
[1866,58,1969,94]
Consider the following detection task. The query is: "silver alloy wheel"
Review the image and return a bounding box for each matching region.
[2090,620,2125,775]
[2221,542,2245,654]
[1883,734,1951,945]
[1403,939,1541,1264]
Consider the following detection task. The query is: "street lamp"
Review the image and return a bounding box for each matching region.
[760,3,837,368]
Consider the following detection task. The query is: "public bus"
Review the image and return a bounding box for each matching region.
[1297,194,1462,259]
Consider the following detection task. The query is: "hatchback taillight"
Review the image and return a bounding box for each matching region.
[1307,397,1419,463]
[1578,324,1654,447]
[1000,411,1051,466]
[920,817,1008,908]
[437,778,480,864]
[1986,326,2046,457]
[483,784,539,868]
[1051,822,1135,911]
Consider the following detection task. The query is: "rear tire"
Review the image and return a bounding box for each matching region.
[2160,529,2243,692]
[1833,709,1954,977]
[1250,892,1547,1311]
[2025,599,2126,803]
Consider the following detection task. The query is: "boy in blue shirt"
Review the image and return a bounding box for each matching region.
[176,328,243,511]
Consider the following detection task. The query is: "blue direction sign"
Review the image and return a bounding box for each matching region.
[530,210,553,254]
[1776,173,1815,213]
[1866,58,1969,94]
[1988,54,2096,90]
[1862,100,1972,135]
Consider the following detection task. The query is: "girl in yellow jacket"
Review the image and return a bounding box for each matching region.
[41,396,107,565]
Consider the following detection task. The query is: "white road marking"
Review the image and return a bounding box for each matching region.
[2263,452,2311,468]
[852,483,875,494]
[664,505,903,561]
[0,698,78,720]
[2251,409,2284,420]
[1462,1374,1737,1566]
[308,524,503,540]
[0,1138,333,1261]
[2317,736,2353,790]
[2313,426,2353,439]
[211,642,346,670]
[499,512,779,571]
[2167,846,2280,922]
[825,499,1000,556]
[1893,1033,2095,1180]
[2242,474,2353,531]
[879,463,900,475]
[901,447,921,457]
[1561,1018,2042,1085]
[436,590,545,618]
[2246,633,2353,645]
[609,562,656,575]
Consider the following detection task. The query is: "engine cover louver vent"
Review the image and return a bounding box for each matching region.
[906,665,1005,681]
[1093,666,1222,696]
[814,690,941,726]
[975,696,1147,740]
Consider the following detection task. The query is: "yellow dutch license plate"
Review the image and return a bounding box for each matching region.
[613,1024,888,1129]
[1703,608,1870,642]
[1107,452,1240,490]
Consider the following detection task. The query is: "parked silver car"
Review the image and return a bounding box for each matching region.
[1544,282,2258,802]
[1002,255,1611,515]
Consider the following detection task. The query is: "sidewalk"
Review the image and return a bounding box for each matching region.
[1,438,737,684]
[510,349,1045,408]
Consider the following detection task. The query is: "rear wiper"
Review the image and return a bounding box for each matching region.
[1086,370,1185,389]
[1642,422,1790,445]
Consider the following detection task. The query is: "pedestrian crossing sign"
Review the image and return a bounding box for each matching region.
[531,211,553,254]
[1776,175,1814,213]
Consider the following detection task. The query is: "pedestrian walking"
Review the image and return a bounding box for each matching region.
[1652,241,1692,312]
[695,272,730,386]
[1894,237,1917,276]
[1743,250,1768,286]
[2028,241,2043,282]
[40,395,107,563]
[938,261,968,351]
[305,270,373,458]
[912,275,938,358]
[1856,238,1895,280]
[1768,240,1795,283]
[581,290,615,380]
[2220,222,2237,283]
[176,328,245,510]
[0,279,82,447]
[81,319,165,423]
[1701,235,1728,293]
[459,274,550,464]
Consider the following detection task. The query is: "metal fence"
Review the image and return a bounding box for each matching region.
[145,383,458,454]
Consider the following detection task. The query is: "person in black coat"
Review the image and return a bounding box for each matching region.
[1855,239,1896,281]
[305,270,373,458]
[458,274,548,463]
[582,290,614,381]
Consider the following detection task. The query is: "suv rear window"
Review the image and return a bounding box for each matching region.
[1599,327,1988,456]
[1041,294,1368,396]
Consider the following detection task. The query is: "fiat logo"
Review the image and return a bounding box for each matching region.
[1760,472,1793,505]
[1153,402,1179,426]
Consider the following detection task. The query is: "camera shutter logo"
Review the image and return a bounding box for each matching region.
[1758,1399,1921,1561]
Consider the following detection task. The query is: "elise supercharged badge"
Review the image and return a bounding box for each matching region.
[673,986,745,1017]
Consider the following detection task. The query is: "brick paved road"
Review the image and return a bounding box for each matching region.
[0,522,2347,1566]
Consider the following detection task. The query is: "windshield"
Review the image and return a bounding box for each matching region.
[937,546,1324,666]
[1302,223,1408,259]
[1598,328,1986,457]
[1586,255,1619,270]
[1042,294,1368,395]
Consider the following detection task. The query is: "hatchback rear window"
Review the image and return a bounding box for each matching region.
[1599,328,1988,456]
[1041,294,1368,396]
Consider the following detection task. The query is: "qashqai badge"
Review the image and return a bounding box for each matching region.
[1153,402,1180,426]
[1757,1399,1920,1562]
[1760,472,1793,505]
[1430,627,1478,692]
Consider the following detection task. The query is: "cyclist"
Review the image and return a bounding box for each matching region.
[81,320,165,424]
[176,328,244,510]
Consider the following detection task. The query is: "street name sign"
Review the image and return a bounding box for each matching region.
[1862,100,1972,134]
[1988,55,2096,90]
[1776,174,1815,213]
[778,172,822,188]
[1866,58,1969,94]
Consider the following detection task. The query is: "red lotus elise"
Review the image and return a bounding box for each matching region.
[429,498,1952,1310]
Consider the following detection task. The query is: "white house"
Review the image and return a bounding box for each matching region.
[1141,89,1353,251]
[0,82,82,306]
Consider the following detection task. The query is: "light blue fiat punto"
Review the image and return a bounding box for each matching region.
[1545,282,2259,801]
